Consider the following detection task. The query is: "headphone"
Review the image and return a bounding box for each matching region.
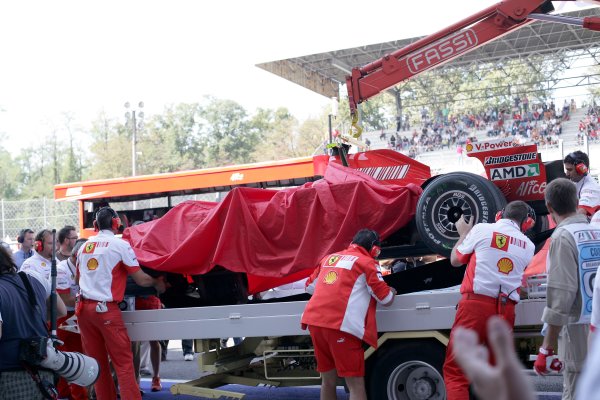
[370,243,381,258]
[17,229,30,244]
[93,207,122,232]
[34,230,50,253]
[370,234,382,258]
[567,152,588,175]
[495,205,536,233]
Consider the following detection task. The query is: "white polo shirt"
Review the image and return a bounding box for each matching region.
[76,230,140,302]
[577,174,600,215]
[20,252,54,280]
[455,219,535,302]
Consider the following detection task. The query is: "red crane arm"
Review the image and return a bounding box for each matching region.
[346,0,558,117]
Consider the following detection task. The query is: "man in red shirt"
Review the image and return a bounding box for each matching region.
[301,229,396,400]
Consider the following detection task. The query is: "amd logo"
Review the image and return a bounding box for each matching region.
[407,29,478,74]
[490,164,540,181]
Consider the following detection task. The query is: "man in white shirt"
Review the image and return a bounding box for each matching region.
[20,229,56,280]
[76,207,165,400]
[563,151,600,216]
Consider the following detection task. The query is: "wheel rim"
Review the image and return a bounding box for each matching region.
[386,361,446,400]
[431,191,477,240]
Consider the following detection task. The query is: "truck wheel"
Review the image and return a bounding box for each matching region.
[416,172,506,257]
[367,340,446,400]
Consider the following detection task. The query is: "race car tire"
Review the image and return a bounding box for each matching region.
[530,213,550,253]
[416,172,506,257]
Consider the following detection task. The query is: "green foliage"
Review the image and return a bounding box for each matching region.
[398,57,560,123]
[88,112,132,180]
[250,107,302,160]
[0,135,20,199]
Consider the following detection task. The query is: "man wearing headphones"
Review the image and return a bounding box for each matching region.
[13,228,34,269]
[443,200,535,400]
[301,229,396,400]
[20,229,56,279]
[563,151,600,216]
[76,206,165,400]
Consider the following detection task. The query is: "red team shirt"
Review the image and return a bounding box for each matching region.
[455,219,535,302]
[76,230,140,302]
[301,244,393,347]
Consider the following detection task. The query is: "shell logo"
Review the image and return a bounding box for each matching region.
[497,257,514,275]
[323,271,338,285]
[466,143,473,152]
[87,258,99,271]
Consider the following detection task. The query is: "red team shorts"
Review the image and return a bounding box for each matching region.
[309,325,364,377]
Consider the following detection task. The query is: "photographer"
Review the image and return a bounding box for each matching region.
[0,244,67,399]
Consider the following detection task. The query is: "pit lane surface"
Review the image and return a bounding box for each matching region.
[135,345,562,399]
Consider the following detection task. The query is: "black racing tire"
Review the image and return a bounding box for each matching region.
[416,172,506,257]
[367,340,446,400]
[530,213,550,254]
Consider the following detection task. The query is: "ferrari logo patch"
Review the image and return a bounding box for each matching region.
[497,257,514,275]
[491,232,509,251]
[83,242,96,254]
[87,258,99,271]
[323,271,338,285]
[327,255,340,266]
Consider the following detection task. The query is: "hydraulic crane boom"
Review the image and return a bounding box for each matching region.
[346,0,600,135]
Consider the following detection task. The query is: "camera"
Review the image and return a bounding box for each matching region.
[20,337,99,387]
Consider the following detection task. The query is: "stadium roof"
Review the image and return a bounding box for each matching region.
[257,8,600,99]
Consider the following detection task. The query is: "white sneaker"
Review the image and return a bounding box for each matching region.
[184,353,194,361]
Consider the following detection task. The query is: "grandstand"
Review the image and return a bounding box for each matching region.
[360,106,599,179]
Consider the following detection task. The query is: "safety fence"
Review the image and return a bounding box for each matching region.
[0,198,78,243]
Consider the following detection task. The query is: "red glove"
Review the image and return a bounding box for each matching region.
[533,347,563,376]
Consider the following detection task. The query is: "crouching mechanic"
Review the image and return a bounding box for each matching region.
[443,200,535,400]
[76,207,166,400]
[301,229,396,400]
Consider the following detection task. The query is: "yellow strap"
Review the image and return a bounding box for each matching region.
[349,113,363,138]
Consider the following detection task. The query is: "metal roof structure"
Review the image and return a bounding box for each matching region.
[257,8,600,99]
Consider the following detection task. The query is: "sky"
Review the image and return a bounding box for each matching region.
[0,1,593,153]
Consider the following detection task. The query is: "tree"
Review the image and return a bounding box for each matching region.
[61,112,84,183]
[88,112,132,180]
[0,135,20,199]
[141,103,205,172]
[250,107,301,161]
[198,97,260,166]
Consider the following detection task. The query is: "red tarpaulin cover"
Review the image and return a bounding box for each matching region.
[123,163,422,294]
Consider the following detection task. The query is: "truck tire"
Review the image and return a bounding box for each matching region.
[416,172,506,257]
[367,340,446,400]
